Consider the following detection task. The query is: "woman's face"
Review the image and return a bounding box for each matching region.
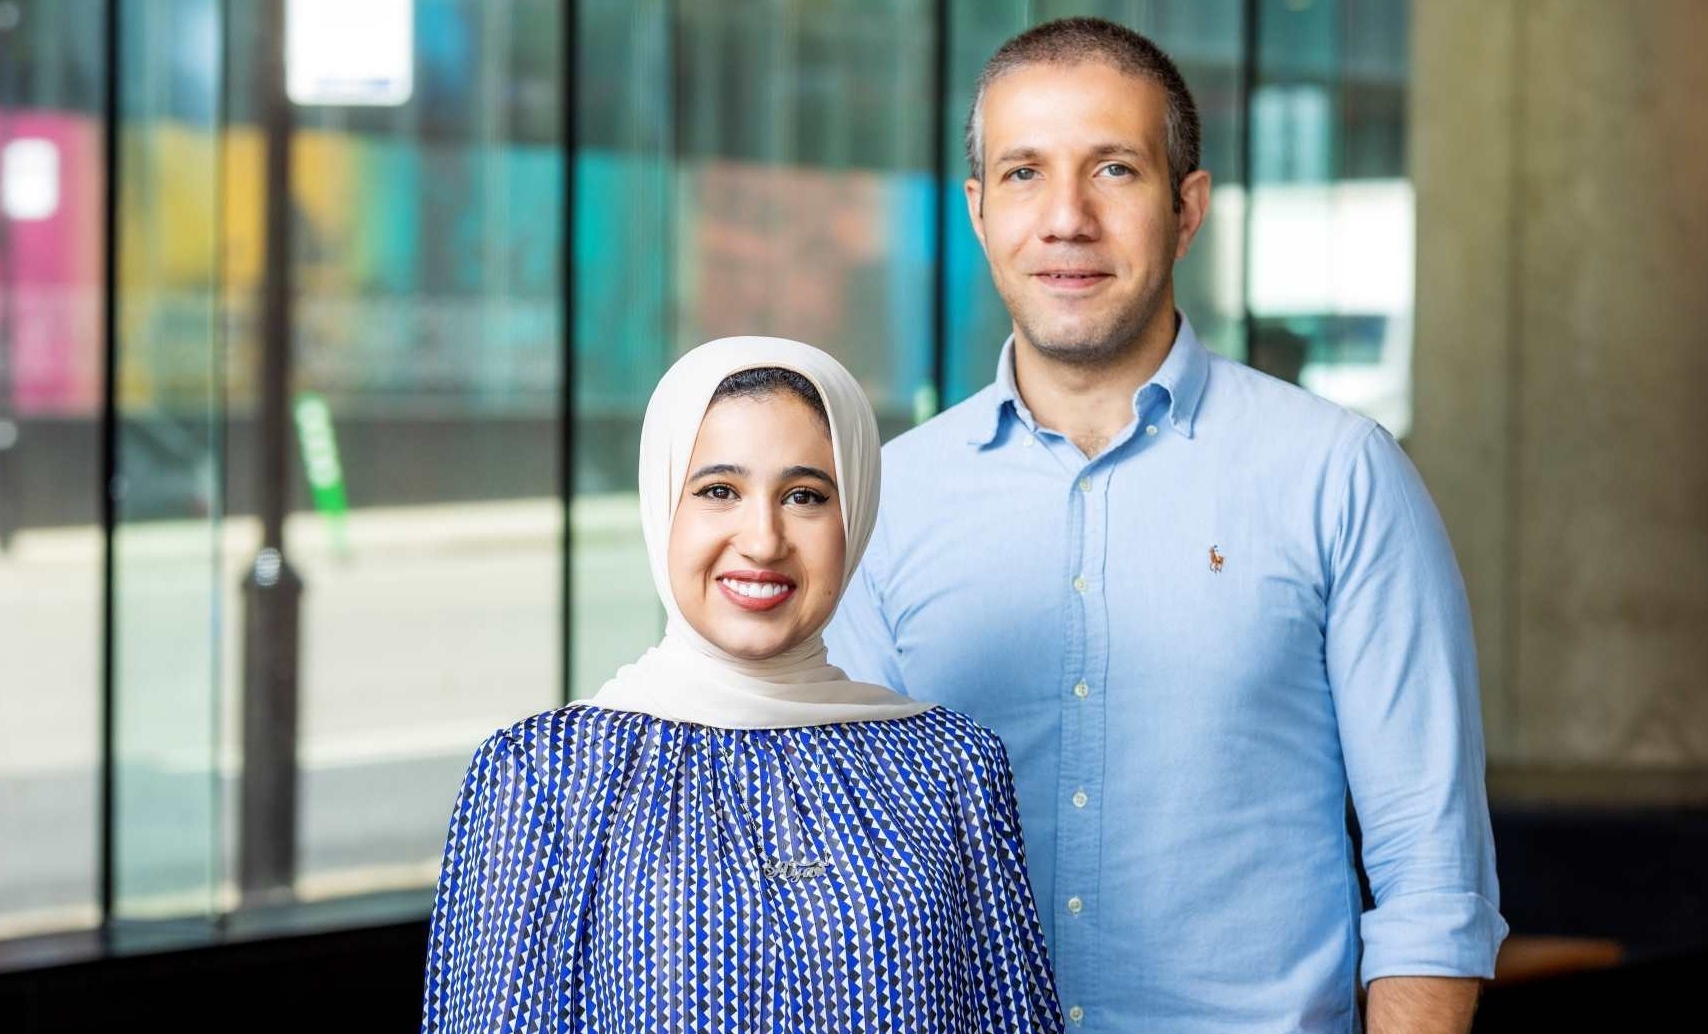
[667,392,846,661]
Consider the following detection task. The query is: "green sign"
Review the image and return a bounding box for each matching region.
[293,392,350,555]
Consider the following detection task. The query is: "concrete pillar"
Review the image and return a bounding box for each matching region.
[1411,0,1708,801]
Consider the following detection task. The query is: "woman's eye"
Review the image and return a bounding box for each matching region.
[694,484,736,501]
[786,488,828,506]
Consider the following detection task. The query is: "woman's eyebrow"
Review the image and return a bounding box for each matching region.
[689,462,747,480]
[780,465,835,485]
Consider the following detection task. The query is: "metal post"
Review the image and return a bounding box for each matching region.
[930,0,949,414]
[0,6,18,552]
[98,0,121,931]
[559,0,577,705]
[239,0,302,907]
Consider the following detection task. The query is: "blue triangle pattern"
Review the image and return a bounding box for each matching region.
[421,705,1063,1032]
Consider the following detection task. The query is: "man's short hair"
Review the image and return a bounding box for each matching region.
[965,17,1202,211]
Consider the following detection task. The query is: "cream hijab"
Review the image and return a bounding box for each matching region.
[584,336,934,729]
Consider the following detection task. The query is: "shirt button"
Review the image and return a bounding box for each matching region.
[1024,435,1036,447]
[1067,896,1084,914]
[1078,476,1092,493]
[1068,1005,1085,1024]
[1073,681,1089,699]
[1145,424,1158,436]
[1072,575,1087,593]
[1072,789,1088,808]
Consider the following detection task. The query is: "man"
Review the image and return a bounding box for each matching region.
[826,17,1506,1033]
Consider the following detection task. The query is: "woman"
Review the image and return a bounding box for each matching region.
[423,337,1061,1033]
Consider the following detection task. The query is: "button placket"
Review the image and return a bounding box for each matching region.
[1057,432,1106,1025]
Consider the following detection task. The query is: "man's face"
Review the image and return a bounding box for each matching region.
[966,60,1209,366]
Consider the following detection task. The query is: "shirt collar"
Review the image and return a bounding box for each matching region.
[965,311,1211,447]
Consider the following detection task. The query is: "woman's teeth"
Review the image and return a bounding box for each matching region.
[720,578,791,599]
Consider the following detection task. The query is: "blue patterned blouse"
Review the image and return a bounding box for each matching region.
[422,703,1062,1033]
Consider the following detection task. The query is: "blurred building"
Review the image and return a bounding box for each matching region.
[0,0,1701,1028]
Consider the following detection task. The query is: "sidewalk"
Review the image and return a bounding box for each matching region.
[0,495,661,934]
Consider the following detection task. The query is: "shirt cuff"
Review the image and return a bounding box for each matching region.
[1359,890,1510,986]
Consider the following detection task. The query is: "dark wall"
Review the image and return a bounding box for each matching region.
[0,920,429,1033]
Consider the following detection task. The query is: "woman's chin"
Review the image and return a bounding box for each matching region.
[700,624,805,663]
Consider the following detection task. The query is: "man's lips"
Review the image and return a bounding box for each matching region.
[1033,270,1112,290]
[716,570,797,612]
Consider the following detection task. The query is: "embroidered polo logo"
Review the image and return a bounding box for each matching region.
[763,859,831,882]
[1209,545,1225,573]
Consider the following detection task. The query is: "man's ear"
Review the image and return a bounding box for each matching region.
[964,177,988,253]
[1173,168,1212,261]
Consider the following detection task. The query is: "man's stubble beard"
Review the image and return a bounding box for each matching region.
[1005,272,1171,370]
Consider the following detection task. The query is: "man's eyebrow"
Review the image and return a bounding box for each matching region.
[780,465,835,486]
[991,142,1152,167]
[688,463,748,480]
[991,145,1043,167]
[1089,142,1149,162]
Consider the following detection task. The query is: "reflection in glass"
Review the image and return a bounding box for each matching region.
[0,0,106,938]
[572,0,936,699]
[1248,0,1412,435]
[215,0,566,902]
[0,0,1418,943]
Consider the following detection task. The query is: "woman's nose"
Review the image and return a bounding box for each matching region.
[734,503,787,562]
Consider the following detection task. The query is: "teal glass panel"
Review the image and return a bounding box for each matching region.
[110,0,225,922]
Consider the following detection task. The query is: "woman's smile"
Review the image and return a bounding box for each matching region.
[716,570,798,611]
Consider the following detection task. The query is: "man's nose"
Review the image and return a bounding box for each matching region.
[1038,178,1100,242]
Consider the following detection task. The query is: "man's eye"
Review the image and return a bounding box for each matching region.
[1100,163,1134,177]
[1006,167,1038,182]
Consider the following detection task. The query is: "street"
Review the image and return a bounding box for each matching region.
[0,496,660,935]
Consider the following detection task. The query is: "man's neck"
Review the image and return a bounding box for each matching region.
[1012,308,1179,459]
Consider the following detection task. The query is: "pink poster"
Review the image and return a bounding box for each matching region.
[1,110,103,416]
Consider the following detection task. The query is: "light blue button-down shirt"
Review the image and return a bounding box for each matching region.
[826,315,1507,1032]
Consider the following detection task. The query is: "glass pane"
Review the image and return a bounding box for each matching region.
[0,0,106,938]
[215,0,566,902]
[1248,0,1412,436]
[571,0,671,696]
[110,0,225,921]
[943,0,1032,404]
[572,0,937,698]
[672,0,935,439]
[944,0,1250,400]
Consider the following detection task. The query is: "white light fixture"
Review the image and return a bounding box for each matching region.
[286,0,414,107]
[2,137,61,221]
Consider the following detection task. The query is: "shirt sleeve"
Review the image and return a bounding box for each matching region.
[824,513,911,695]
[1324,425,1510,986]
[422,729,566,1033]
[956,727,1065,1032]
